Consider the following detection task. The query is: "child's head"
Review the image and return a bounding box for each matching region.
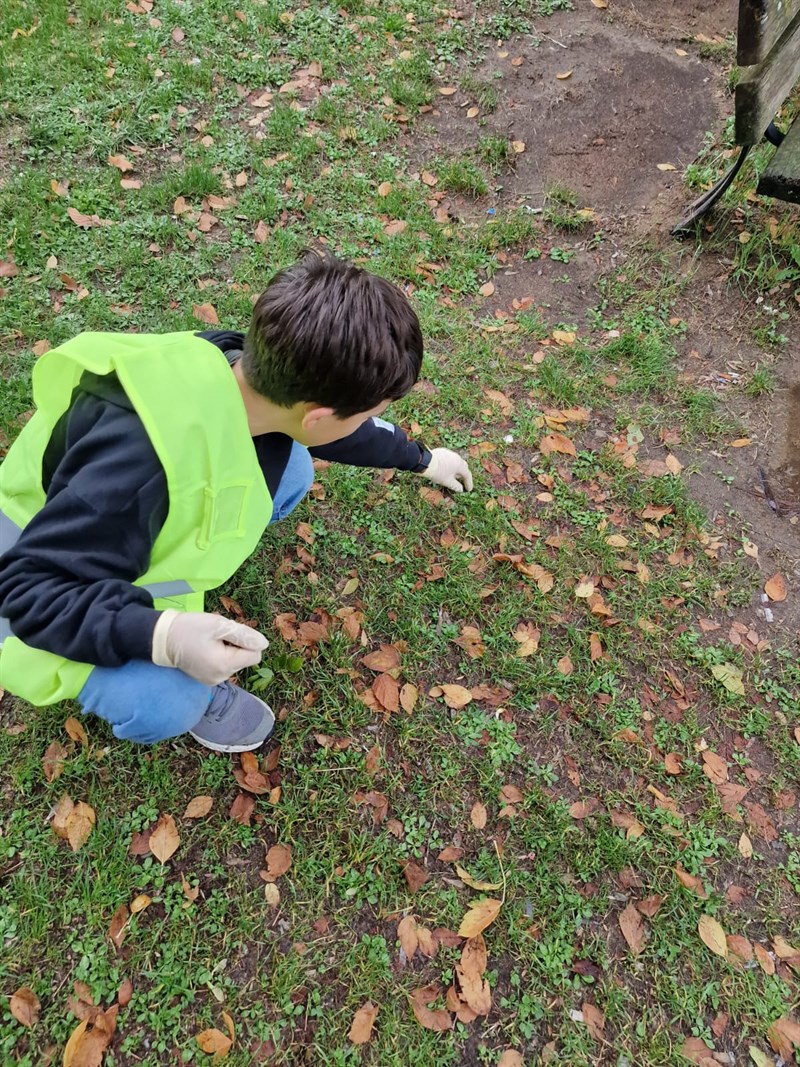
[241,250,423,445]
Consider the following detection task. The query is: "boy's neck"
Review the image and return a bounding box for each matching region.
[232,359,298,437]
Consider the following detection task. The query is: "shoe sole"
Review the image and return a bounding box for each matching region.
[189,726,275,754]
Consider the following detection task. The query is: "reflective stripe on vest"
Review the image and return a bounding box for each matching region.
[0,508,192,645]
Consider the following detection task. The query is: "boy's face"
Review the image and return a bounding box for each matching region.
[296,399,391,447]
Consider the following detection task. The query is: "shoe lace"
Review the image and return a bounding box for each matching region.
[208,682,237,723]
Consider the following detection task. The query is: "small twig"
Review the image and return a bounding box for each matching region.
[494,839,508,904]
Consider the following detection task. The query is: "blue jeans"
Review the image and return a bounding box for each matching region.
[78,442,314,744]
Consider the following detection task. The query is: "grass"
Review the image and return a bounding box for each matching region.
[1,2,799,1066]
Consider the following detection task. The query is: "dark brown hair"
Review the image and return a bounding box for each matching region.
[241,250,423,417]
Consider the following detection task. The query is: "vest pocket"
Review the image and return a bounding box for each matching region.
[196,483,250,549]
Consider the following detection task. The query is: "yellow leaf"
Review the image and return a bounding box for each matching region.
[511,140,526,153]
[439,684,473,709]
[575,580,595,598]
[591,0,608,6]
[458,898,502,938]
[130,893,152,914]
[470,801,487,829]
[455,864,502,891]
[605,534,629,548]
[698,913,728,958]
[657,163,677,171]
[467,106,479,118]
[438,86,457,96]
[552,329,576,346]
[738,833,753,858]
[710,662,745,696]
[555,70,573,80]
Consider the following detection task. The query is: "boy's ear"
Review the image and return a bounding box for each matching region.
[301,405,335,429]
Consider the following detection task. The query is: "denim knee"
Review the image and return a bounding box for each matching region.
[79,660,212,745]
[270,442,315,523]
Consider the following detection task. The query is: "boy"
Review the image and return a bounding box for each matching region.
[0,251,472,753]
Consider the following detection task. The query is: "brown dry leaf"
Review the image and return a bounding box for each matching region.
[64,716,89,747]
[32,339,52,356]
[383,219,407,237]
[618,902,646,954]
[582,1001,605,1040]
[373,672,400,713]
[591,0,608,6]
[754,943,775,975]
[738,832,753,858]
[400,683,418,714]
[768,1017,800,1060]
[263,883,280,907]
[675,864,707,898]
[498,1053,524,1067]
[589,632,604,662]
[765,573,787,602]
[229,793,255,825]
[117,979,133,1008]
[438,86,457,96]
[456,935,491,1014]
[181,872,200,908]
[701,750,728,785]
[470,801,487,829]
[193,302,219,326]
[172,26,185,42]
[555,70,573,79]
[234,170,248,188]
[254,220,269,243]
[0,257,19,277]
[403,860,429,893]
[398,914,419,959]
[458,898,501,938]
[664,752,683,775]
[698,914,728,958]
[454,625,486,659]
[438,845,463,862]
[196,1027,233,1060]
[552,329,576,346]
[43,740,68,782]
[9,987,40,1028]
[67,207,113,228]
[108,154,133,172]
[479,281,495,297]
[745,800,778,843]
[63,1006,118,1067]
[557,655,574,676]
[377,181,393,196]
[514,622,540,657]
[183,795,214,820]
[540,432,577,457]
[362,645,401,673]
[60,801,95,853]
[108,903,129,950]
[149,813,180,863]
[421,170,438,187]
[348,1002,379,1045]
[439,684,473,709]
[410,984,452,1031]
[264,843,292,882]
[511,140,526,153]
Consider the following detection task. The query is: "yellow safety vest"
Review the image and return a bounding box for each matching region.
[0,331,272,705]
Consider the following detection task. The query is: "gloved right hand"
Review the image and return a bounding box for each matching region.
[151,609,269,686]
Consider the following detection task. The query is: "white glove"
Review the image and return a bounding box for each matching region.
[152,610,269,686]
[422,448,474,493]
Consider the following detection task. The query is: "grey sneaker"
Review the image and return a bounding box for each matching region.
[189,682,275,753]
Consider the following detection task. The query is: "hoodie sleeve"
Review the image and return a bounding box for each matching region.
[309,416,431,471]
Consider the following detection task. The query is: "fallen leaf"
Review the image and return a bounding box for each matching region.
[711,662,745,696]
[172,25,185,42]
[675,865,707,898]
[383,219,407,237]
[514,622,540,657]
[373,672,400,713]
[765,573,787,602]
[118,979,133,1007]
[701,750,728,785]
[400,683,418,714]
[181,872,200,907]
[591,0,608,6]
[438,846,463,862]
[744,800,778,842]
[149,813,180,863]
[43,740,67,782]
[479,281,495,297]
[552,329,576,346]
[575,580,595,598]
[108,154,133,172]
[698,914,728,958]
[664,752,683,775]
[377,181,392,196]
[439,684,473,709]
[456,935,491,1014]
[63,1006,118,1067]
[438,86,457,96]
[0,258,19,278]
[121,178,142,190]
[403,860,428,893]
[264,843,292,882]
[398,915,419,959]
[263,883,280,906]
[618,902,646,954]
[498,1053,524,1067]
[458,898,501,938]
[254,220,269,243]
[196,1027,232,1059]
[193,302,219,326]
[362,645,401,673]
[130,893,151,914]
[470,801,487,829]
[454,625,486,659]
[555,70,573,79]
[229,793,255,825]
[421,170,438,187]
[738,832,753,858]
[657,163,677,171]
[348,1002,379,1044]
[32,339,51,356]
[754,943,775,974]
[183,795,214,819]
[540,432,576,457]
[455,864,502,891]
[768,1016,800,1060]
[582,1001,605,1040]
[234,171,248,188]
[9,987,40,1027]
[67,207,113,228]
[410,984,452,1031]
[557,654,573,676]
[108,903,129,949]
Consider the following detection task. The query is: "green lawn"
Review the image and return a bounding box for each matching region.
[1,1,799,1065]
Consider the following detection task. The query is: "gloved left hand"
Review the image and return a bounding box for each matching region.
[421,448,474,493]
